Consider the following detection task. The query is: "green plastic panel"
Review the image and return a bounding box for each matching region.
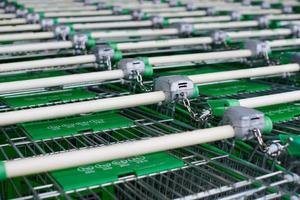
[0,161,7,181]
[2,88,97,108]
[207,99,240,117]
[0,70,67,83]
[21,111,134,140]
[279,134,300,157]
[198,80,271,96]
[51,152,184,191]
[258,104,300,123]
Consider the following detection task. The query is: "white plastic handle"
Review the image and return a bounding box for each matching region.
[91,28,178,38]
[268,38,300,48]
[44,10,113,17]
[0,41,73,54]
[73,21,153,30]
[0,55,96,72]
[194,21,259,30]
[57,15,133,23]
[188,64,300,84]
[3,125,235,179]
[0,32,55,42]
[117,37,213,50]
[0,91,166,126]
[0,18,27,26]
[0,24,41,33]
[148,50,253,65]
[239,90,300,108]
[0,70,125,94]
[227,29,292,39]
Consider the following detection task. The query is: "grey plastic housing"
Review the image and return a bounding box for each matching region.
[290,25,300,38]
[206,7,216,16]
[54,25,71,40]
[261,2,270,9]
[132,10,145,21]
[257,16,269,28]
[154,75,195,102]
[26,13,40,24]
[221,106,265,140]
[291,53,300,64]
[96,2,106,10]
[72,34,89,50]
[0,2,5,8]
[94,45,115,64]
[230,11,241,21]
[169,0,178,7]
[186,3,196,11]
[151,16,165,28]
[112,6,122,15]
[84,0,93,5]
[41,19,54,31]
[211,31,228,44]
[242,0,251,6]
[118,58,146,79]
[177,23,193,36]
[4,4,16,13]
[245,40,271,57]
[16,9,28,18]
[282,5,293,14]
[152,0,161,4]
